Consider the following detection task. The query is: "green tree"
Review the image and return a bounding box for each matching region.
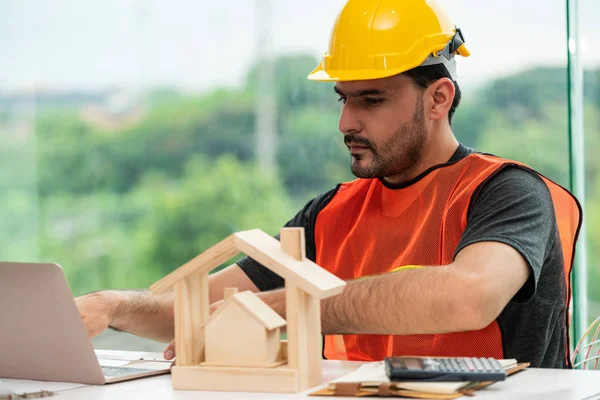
[0,132,41,261]
[134,155,295,280]
[277,107,352,198]
[37,155,295,294]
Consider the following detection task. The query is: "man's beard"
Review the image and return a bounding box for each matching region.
[346,102,426,179]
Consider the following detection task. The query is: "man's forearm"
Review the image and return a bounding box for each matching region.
[254,268,479,336]
[103,263,261,342]
[321,266,487,335]
[256,243,528,336]
[108,290,175,342]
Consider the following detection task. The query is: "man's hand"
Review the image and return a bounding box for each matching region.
[75,291,121,338]
[75,289,175,342]
[74,264,260,345]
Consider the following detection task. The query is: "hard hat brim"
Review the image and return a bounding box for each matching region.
[307,43,470,82]
[307,63,414,82]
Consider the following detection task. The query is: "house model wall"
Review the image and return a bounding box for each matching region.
[149,227,346,393]
[203,288,286,368]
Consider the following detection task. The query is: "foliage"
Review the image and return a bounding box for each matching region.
[35,155,293,296]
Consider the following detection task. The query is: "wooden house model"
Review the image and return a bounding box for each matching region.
[203,288,286,368]
[149,227,346,393]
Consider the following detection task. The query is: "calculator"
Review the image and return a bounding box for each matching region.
[384,356,507,382]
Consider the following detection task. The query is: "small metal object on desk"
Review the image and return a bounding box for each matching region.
[4,390,55,399]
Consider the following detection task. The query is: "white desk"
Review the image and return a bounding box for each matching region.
[3,352,600,399]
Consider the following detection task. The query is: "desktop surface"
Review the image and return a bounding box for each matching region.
[2,354,600,400]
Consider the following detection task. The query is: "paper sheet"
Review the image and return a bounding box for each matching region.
[0,379,13,398]
[97,359,132,367]
[94,349,166,362]
[97,360,172,371]
[328,361,469,395]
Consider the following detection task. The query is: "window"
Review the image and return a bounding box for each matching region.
[578,0,600,356]
[1,0,595,354]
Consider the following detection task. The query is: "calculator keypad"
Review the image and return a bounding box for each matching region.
[435,357,504,373]
[385,356,507,382]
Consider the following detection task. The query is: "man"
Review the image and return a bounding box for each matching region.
[76,0,581,368]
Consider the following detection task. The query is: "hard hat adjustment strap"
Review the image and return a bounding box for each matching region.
[433,27,466,61]
[417,26,465,80]
[451,28,466,54]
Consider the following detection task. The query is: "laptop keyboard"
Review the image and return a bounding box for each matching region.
[101,366,155,377]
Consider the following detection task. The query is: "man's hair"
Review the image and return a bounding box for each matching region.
[402,64,462,125]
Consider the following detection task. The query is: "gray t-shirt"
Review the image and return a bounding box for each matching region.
[238,144,570,368]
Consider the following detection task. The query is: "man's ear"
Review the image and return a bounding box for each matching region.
[427,78,455,121]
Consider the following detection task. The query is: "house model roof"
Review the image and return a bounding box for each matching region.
[150,228,346,299]
[202,290,286,331]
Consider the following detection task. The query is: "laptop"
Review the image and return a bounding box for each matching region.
[0,262,172,384]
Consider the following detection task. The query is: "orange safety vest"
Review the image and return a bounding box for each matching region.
[314,153,581,364]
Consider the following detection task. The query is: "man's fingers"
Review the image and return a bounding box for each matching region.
[87,322,101,339]
[75,292,113,339]
[164,349,175,360]
[81,317,105,339]
[164,339,176,360]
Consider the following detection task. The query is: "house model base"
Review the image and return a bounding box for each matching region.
[171,364,300,393]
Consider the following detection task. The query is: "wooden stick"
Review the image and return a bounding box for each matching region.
[286,284,311,390]
[280,227,306,260]
[174,271,209,366]
[150,236,238,294]
[233,230,345,299]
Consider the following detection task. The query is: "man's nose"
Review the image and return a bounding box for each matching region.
[338,102,362,135]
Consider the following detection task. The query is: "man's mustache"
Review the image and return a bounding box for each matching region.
[344,135,373,149]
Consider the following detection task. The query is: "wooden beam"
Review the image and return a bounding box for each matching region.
[286,284,310,390]
[280,227,305,260]
[305,293,323,388]
[196,271,210,364]
[174,271,209,366]
[174,281,191,366]
[150,235,238,294]
[233,229,345,299]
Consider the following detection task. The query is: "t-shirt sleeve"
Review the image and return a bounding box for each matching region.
[237,186,340,291]
[454,166,559,304]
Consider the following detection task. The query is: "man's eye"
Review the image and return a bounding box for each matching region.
[337,97,347,104]
[364,98,383,105]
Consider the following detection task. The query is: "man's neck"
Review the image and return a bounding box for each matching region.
[383,129,459,185]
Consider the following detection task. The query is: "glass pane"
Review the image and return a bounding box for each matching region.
[0,0,575,358]
[579,0,600,368]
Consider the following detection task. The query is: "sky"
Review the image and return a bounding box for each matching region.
[1,0,600,93]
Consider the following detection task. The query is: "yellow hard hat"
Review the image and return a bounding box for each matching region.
[308,0,470,82]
